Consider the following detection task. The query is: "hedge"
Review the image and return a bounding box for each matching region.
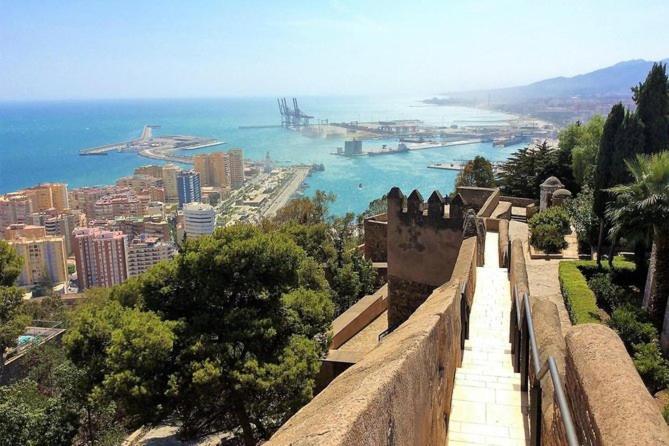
[559,261,603,324]
[558,257,637,325]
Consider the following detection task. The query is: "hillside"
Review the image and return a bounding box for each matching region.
[427,58,668,125]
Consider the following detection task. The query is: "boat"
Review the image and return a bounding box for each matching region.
[367,143,410,156]
[493,135,528,147]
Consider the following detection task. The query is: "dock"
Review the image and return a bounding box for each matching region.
[427,162,467,171]
[428,160,504,173]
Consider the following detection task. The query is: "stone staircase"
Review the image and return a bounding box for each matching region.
[447,232,528,446]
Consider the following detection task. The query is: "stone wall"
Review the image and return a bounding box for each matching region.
[509,239,529,298]
[532,299,567,446]
[455,186,491,208]
[330,285,388,349]
[477,188,501,218]
[564,324,669,445]
[498,219,509,268]
[386,188,465,328]
[267,237,478,446]
[363,214,388,263]
[500,196,537,207]
[456,186,498,211]
[493,201,512,220]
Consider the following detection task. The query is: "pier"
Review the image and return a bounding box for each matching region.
[78,125,225,164]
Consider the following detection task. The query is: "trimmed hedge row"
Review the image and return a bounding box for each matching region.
[558,261,603,324]
[558,257,636,325]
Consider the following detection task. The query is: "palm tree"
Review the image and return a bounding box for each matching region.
[606,152,669,353]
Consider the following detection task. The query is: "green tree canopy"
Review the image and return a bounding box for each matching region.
[64,299,176,427]
[123,225,335,443]
[606,152,669,330]
[0,240,22,287]
[0,241,29,379]
[558,115,605,188]
[455,156,496,188]
[497,141,562,199]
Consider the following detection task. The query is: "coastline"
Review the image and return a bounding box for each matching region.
[263,166,310,218]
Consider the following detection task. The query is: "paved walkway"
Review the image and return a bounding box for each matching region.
[509,221,572,329]
[447,232,529,446]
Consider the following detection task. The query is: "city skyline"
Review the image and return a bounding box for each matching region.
[1,0,668,101]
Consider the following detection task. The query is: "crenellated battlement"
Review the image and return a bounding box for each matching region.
[386,187,483,328]
[387,186,473,226]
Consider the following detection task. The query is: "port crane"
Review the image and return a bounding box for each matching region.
[278,97,313,128]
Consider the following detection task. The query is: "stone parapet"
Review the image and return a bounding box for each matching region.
[267,237,478,446]
[532,299,567,446]
[509,239,529,298]
[564,324,669,445]
[363,214,388,263]
[386,187,466,327]
[500,196,537,207]
[498,219,509,268]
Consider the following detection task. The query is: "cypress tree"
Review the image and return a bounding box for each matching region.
[593,103,625,218]
[610,111,645,185]
[633,63,669,155]
[593,103,625,265]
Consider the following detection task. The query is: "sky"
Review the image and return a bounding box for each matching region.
[1,0,668,101]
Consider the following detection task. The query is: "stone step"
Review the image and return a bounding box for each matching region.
[456,366,519,379]
[465,340,512,354]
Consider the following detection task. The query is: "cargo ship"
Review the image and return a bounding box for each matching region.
[367,143,410,156]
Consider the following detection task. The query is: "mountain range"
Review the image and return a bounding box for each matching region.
[446,58,669,103]
[427,58,668,125]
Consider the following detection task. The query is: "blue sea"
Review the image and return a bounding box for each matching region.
[0,97,524,215]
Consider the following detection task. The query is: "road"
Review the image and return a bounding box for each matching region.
[263,167,310,218]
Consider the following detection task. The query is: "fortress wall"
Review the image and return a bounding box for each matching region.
[363,215,388,263]
[509,239,529,298]
[498,218,509,267]
[500,196,537,207]
[565,324,669,445]
[493,200,512,220]
[268,236,478,446]
[386,188,466,328]
[455,186,498,210]
[476,188,500,218]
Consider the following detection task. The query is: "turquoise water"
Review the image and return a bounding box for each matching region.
[0,97,524,215]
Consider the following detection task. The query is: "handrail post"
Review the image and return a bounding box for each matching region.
[460,286,466,353]
[530,377,542,446]
[520,301,529,392]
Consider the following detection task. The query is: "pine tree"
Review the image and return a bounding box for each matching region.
[633,63,669,155]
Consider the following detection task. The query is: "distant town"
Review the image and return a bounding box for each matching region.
[0,145,316,299]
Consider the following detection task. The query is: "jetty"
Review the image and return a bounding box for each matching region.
[78,125,225,164]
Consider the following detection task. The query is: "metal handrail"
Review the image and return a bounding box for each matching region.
[510,285,579,446]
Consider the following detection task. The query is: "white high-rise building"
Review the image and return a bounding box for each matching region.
[127,235,176,277]
[183,202,216,238]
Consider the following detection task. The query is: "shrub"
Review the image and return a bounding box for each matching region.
[530,223,569,253]
[559,262,602,324]
[633,342,669,394]
[528,207,571,235]
[607,304,658,353]
[529,207,571,253]
[588,273,625,312]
